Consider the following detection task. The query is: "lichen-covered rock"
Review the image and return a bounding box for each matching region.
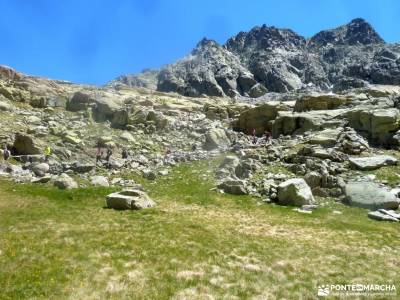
[277,178,315,206]
[218,179,248,195]
[13,133,41,155]
[67,92,96,112]
[106,189,156,210]
[31,163,50,177]
[346,108,400,144]
[272,110,344,137]
[53,173,78,190]
[349,155,397,170]
[344,181,399,210]
[236,102,290,135]
[203,128,230,150]
[294,93,350,112]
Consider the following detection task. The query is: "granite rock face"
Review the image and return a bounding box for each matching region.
[112,18,400,98]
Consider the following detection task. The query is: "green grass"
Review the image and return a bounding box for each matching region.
[357,150,400,186]
[0,159,399,299]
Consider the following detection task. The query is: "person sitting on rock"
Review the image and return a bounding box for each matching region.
[44,146,52,162]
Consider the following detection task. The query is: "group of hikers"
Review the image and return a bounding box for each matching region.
[96,146,114,166]
[95,143,132,168]
[252,128,272,146]
[2,129,273,167]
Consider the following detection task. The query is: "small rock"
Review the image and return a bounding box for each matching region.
[53,173,78,190]
[368,211,399,222]
[90,175,109,187]
[106,189,156,210]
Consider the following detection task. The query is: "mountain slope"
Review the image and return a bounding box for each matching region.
[111,18,400,98]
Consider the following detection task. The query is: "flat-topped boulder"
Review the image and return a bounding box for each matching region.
[346,108,400,144]
[349,155,397,170]
[344,181,399,210]
[308,128,342,146]
[106,189,156,210]
[272,109,346,137]
[294,93,351,112]
[236,101,291,135]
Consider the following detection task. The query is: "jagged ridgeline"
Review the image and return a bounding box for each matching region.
[109,18,400,97]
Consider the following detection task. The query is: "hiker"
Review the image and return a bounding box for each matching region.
[252,128,257,145]
[3,145,10,161]
[96,147,103,164]
[264,130,272,145]
[191,144,197,152]
[122,148,128,159]
[44,146,52,162]
[106,147,113,168]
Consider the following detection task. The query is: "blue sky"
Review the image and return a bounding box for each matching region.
[0,0,399,85]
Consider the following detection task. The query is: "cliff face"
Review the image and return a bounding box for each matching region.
[111,18,400,98]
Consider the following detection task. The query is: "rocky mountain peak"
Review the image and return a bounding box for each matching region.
[309,18,384,48]
[111,18,399,98]
[225,24,305,54]
[191,38,223,57]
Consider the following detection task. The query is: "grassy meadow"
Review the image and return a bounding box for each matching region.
[0,159,399,299]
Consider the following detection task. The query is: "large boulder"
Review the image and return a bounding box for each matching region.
[294,93,351,112]
[272,110,345,137]
[344,181,399,210]
[67,92,96,112]
[349,155,397,171]
[236,102,290,135]
[92,96,122,122]
[203,128,230,150]
[106,189,156,210]
[13,133,41,155]
[346,108,400,144]
[277,178,315,206]
[0,96,13,111]
[31,163,50,177]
